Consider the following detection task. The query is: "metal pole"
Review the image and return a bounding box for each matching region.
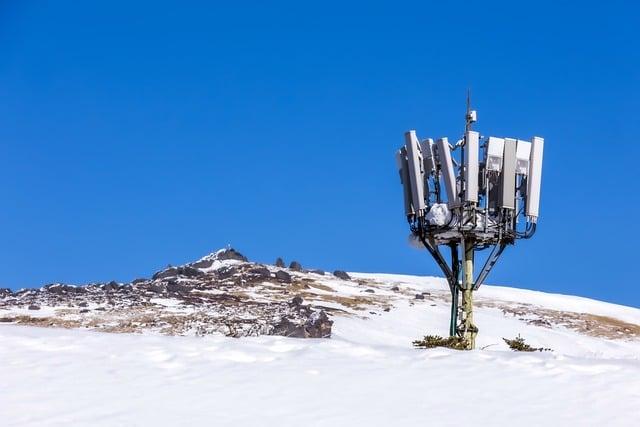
[461,239,477,349]
[449,243,460,337]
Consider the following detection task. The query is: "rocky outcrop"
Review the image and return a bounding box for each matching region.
[0,247,333,340]
[333,270,351,280]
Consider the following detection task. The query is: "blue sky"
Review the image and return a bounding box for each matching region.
[0,1,638,306]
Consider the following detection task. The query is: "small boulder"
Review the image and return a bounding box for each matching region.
[309,269,325,276]
[291,295,304,306]
[391,286,400,291]
[275,257,285,268]
[305,311,333,338]
[333,270,351,280]
[248,266,271,279]
[289,261,303,272]
[28,304,40,310]
[415,294,425,300]
[275,270,292,284]
[364,289,375,293]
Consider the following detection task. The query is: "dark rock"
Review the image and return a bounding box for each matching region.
[131,278,147,285]
[215,248,248,262]
[79,309,90,314]
[383,307,391,312]
[153,266,204,280]
[309,269,325,275]
[275,257,285,268]
[0,318,12,322]
[104,281,120,292]
[364,289,375,293]
[273,311,332,338]
[178,266,205,278]
[291,296,304,306]
[275,270,292,284]
[78,302,88,308]
[273,317,306,338]
[304,311,333,338]
[216,265,240,280]
[415,294,425,300]
[333,270,351,280]
[289,261,302,272]
[152,267,179,280]
[248,266,271,280]
[144,283,165,294]
[45,284,81,295]
[166,281,190,294]
[28,304,40,310]
[0,288,12,297]
[391,286,400,291]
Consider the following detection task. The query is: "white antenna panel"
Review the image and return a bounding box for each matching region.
[436,137,458,207]
[404,131,426,215]
[516,140,532,175]
[485,137,504,172]
[526,136,544,221]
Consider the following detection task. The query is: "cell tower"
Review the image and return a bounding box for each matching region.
[395,94,544,349]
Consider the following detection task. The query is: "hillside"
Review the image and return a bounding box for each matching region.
[1,248,639,426]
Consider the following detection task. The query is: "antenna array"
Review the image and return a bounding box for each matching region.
[395,99,544,348]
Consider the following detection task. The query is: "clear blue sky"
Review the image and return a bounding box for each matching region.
[0,1,638,307]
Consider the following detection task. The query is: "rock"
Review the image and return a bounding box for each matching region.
[104,281,120,292]
[166,280,189,294]
[309,269,325,275]
[272,317,306,338]
[78,301,88,308]
[215,248,248,262]
[383,307,391,312]
[45,284,81,295]
[291,296,304,306]
[305,311,333,338]
[190,259,215,269]
[152,267,179,280]
[248,266,271,280]
[391,286,400,291]
[275,270,292,284]
[289,261,302,272]
[131,278,147,285]
[0,288,12,297]
[217,265,242,280]
[28,304,40,310]
[333,270,351,280]
[364,289,375,293]
[79,309,90,314]
[275,257,285,268]
[415,294,425,300]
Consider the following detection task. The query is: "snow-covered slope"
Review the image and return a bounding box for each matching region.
[1,250,639,426]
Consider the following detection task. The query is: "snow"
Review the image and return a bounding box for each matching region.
[1,272,640,426]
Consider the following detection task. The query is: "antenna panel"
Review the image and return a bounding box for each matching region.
[436,137,458,207]
[526,136,544,221]
[396,148,414,217]
[404,131,426,215]
[420,138,437,175]
[486,137,504,172]
[465,131,479,203]
[499,138,516,209]
[516,140,532,175]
